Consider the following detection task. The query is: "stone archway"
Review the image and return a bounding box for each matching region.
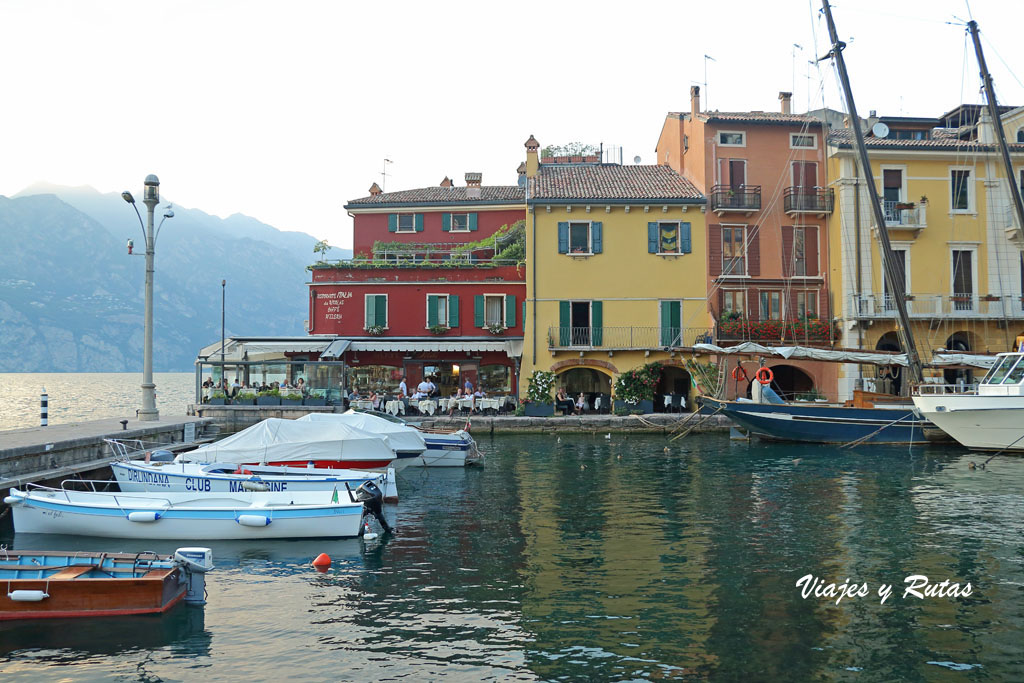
[765,364,814,401]
[558,367,611,394]
[657,365,693,411]
[874,332,903,395]
[943,331,976,386]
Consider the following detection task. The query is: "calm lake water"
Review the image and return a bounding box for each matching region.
[0,373,196,431]
[1,432,1021,680]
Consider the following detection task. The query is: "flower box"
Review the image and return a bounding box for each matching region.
[614,399,654,414]
[233,398,256,405]
[281,397,302,406]
[304,397,326,406]
[207,398,227,406]
[524,403,555,417]
[257,395,281,406]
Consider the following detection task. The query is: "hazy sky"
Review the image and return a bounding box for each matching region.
[2,0,1022,250]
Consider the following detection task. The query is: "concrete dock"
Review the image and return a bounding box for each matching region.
[0,416,215,491]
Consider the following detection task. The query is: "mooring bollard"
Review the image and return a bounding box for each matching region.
[40,388,48,427]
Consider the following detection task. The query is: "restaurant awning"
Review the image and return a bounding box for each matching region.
[349,339,522,358]
[319,339,352,359]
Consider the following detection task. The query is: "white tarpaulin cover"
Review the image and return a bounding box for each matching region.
[692,343,999,369]
[180,418,396,465]
[298,412,426,455]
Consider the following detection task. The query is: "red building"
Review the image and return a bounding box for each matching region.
[308,172,526,397]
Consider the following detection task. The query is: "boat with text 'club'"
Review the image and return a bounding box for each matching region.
[5,484,366,540]
[0,547,213,621]
[178,417,417,471]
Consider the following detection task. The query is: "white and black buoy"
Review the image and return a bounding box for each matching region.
[40,387,48,427]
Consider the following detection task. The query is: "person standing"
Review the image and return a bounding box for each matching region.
[464,378,474,395]
[398,376,408,398]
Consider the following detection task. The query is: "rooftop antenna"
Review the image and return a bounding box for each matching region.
[792,44,803,101]
[703,55,716,110]
[381,158,393,192]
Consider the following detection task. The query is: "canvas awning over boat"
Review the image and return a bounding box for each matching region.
[298,412,426,454]
[692,343,999,369]
[348,339,522,357]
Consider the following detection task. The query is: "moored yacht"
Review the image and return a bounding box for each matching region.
[913,352,1024,451]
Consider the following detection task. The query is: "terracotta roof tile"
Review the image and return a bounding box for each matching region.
[530,164,704,201]
[828,128,1024,151]
[347,185,524,207]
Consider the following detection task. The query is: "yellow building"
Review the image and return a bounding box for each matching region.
[828,105,1024,398]
[520,136,710,410]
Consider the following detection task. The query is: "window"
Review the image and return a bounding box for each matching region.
[719,158,746,187]
[723,291,745,317]
[952,250,975,311]
[364,294,387,329]
[484,295,503,327]
[349,365,401,394]
[722,226,746,275]
[794,227,806,276]
[569,222,590,253]
[893,130,929,140]
[397,213,416,232]
[557,300,603,347]
[426,294,459,328]
[719,131,745,146]
[759,291,782,320]
[451,214,469,232]
[558,221,603,254]
[479,364,511,394]
[951,169,972,212]
[796,291,818,318]
[882,167,904,222]
[790,133,816,149]
[475,294,516,329]
[883,249,908,311]
[648,221,692,254]
[1017,128,1024,143]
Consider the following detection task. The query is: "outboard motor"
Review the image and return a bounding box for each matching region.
[354,481,392,534]
[174,547,214,605]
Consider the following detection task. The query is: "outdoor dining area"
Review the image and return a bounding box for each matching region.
[353,395,518,417]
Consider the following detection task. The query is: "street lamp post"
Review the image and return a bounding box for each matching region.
[122,175,173,422]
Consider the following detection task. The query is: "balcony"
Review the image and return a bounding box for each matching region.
[710,184,761,216]
[882,200,927,233]
[714,318,835,343]
[849,294,1024,320]
[784,187,833,216]
[547,326,713,351]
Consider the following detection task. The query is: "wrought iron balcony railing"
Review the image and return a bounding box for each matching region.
[784,186,834,215]
[710,184,761,213]
[547,326,713,350]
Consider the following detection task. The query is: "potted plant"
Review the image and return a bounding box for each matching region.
[429,324,449,335]
[304,389,327,406]
[613,362,660,414]
[281,389,303,406]
[524,370,556,416]
[366,324,385,336]
[257,388,281,406]
[894,201,915,210]
[234,391,256,405]
[208,389,228,406]
[487,323,505,335]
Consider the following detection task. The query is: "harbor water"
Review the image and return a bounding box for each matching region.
[2,431,1022,680]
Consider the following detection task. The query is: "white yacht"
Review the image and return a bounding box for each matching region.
[913,352,1024,451]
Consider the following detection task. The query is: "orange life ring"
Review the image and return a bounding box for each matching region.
[755,367,774,385]
[731,366,748,382]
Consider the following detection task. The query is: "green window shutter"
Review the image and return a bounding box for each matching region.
[680,222,692,253]
[559,300,570,345]
[648,222,659,253]
[442,213,451,232]
[591,300,603,346]
[414,213,424,232]
[376,295,387,328]
[660,301,672,346]
[427,295,438,327]
[474,295,485,327]
[505,295,516,328]
[449,294,459,327]
[522,301,526,331]
[469,213,478,231]
[591,222,603,254]
[387,214,397,233]
[557,222,569,254]
[365,296,375,327]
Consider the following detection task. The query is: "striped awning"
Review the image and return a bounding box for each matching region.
[349,340,522,357]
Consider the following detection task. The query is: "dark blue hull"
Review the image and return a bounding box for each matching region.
[701,397,930,445]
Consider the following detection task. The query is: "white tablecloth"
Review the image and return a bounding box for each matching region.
[384,400,406,416]
[477,397,501,412]
[351,400,374,410]
[664,395,673,408]
[594,397,603,412]
[417,400,437,415]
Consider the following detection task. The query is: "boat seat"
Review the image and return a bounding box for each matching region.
[49,565,97,579]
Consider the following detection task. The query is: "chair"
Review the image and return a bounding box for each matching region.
[671,394,685,413]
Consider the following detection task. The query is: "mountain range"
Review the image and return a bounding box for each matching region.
[0,184,351,372]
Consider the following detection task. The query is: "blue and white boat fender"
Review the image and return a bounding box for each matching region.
[241,477,269,492]
[127,511,161,523]
[3,495,22,506]
[237,514,272,527]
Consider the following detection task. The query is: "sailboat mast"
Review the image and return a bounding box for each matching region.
[967,20,1024,237]
[819,0,924,386]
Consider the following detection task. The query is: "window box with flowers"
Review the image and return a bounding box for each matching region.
[612,362,660,414]
[487,323,506,335]
[366,324,385,336]
[717,318,833,342]
[429,324,449,335]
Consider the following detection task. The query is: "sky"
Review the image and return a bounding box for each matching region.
[1,0,1022,251]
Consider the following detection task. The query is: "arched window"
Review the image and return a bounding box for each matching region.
[1017,128,1024,143]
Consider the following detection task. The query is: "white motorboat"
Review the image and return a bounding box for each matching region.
[179,418,418,471]
[298,412,427,458]
[4,485,365,540]
[913,351,1024,451]
[345,409,480,467]
[111,460,399,502]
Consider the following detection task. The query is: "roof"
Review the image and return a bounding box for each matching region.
[828,128,1024,152]
[529,164,704,202]
[346,186,524,208]
[667,110,819,126]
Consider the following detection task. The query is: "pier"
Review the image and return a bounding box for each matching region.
[0,416,216,491]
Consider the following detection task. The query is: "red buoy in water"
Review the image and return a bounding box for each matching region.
[312,553,331,569]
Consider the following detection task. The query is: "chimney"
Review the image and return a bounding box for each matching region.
[516,162,527,177]
[525,134,540,177]
[690,85,701,118]
[779,91,792,115]
[440,176,453,187]
[465,172,482,199]
[369,182,382,196]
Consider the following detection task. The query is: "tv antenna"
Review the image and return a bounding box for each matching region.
[703,55,716,110]
[381,158,393,192]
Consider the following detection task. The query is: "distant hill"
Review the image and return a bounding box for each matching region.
[0,185,351,372]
